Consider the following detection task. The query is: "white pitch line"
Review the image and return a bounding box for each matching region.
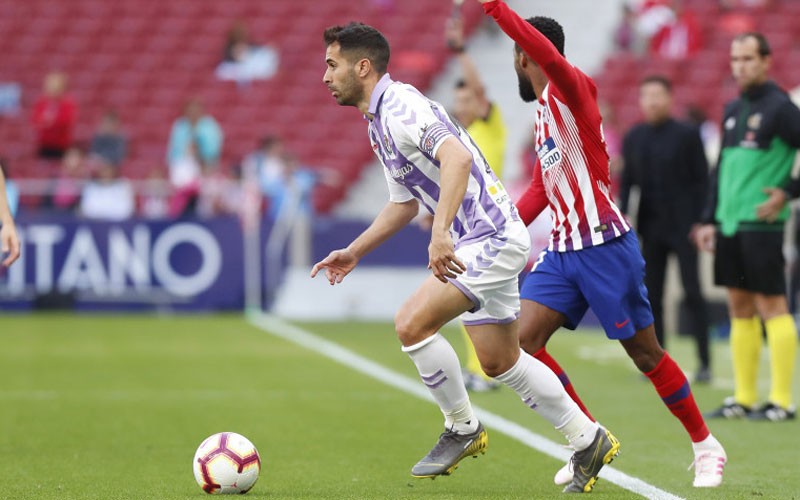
[248,313,685,500]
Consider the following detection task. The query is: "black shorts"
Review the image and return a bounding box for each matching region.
[714,230,785,295]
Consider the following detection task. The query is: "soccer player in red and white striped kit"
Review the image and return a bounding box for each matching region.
[477,0,727,488]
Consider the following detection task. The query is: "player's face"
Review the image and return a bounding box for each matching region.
[514,50,537,102]
[638,82,672,124]
[323,42,364,107]
[730,37,770,91]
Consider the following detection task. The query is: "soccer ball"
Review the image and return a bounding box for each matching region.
[192,432,261,494]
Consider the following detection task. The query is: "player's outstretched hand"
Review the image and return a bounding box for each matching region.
[691,224,716,253]
[0,220,20,267]
[756,187,787,223]
[428,230,466,283]
[310,248,359,285]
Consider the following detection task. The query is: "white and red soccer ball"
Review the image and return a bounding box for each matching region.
[193,432,261,494]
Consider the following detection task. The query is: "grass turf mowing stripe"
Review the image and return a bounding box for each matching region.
[248,313,685,500]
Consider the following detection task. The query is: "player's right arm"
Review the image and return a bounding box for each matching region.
[310,199,419,285]
[0,164,20,267]
[515,157,548,226]
[478,0,584,103]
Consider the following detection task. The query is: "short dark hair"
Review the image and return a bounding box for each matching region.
[515,16,565,56]
[733,32,771,57]
[323,22,390,74]
[640,74,672,92]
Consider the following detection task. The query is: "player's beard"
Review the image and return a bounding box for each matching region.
[516,70,537,102]
[334,69,365,107]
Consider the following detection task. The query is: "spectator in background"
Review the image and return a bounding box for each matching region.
[649,0,702,60]
[0,161,20,267]
[216,20,279,84]
[90,110,127,167]
[720,0,771,9]
[139,169,170,219]
[32,72,77,159]
[167,99,223,170]
[80,159,135,221]
[635,0,675,41]
[199,165,245,218]
[0,162,19,218]
[242,135,288,207]
[619,75,711,382]
[167,139,203,218]
[614,3,639,52]
[50,146,86,212]
[686,105,721,166]
[262,153,320,221]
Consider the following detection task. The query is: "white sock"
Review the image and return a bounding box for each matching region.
[494,349,598,450]
[403,333,478,434]
[692,434,723,455]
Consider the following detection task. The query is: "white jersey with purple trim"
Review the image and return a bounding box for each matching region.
[366,74,521,247]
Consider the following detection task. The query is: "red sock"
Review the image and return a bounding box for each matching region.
[533,347,595,421]
[645,352,709,442]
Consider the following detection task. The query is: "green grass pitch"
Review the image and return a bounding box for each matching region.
[0,314,797,499]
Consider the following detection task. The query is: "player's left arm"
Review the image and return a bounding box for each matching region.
[515,157,548,226]
[430,137,470,282]
[757,102,800,221]
[478,0,585,104]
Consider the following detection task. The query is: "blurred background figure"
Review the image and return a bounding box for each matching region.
[216,20,279,85]
[167,98,223,170]
[242,135,287,212]
[89,109,127,168]
[619,75,711,382]
[32,72,77,160]
[686,104,721,166]
[79,159,135,221]
[167,99,223,217]
[49,146,86,212]
[648,0,703,60]
[0,161,19,217]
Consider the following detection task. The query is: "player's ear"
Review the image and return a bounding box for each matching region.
[355,58,371,78]
[516,50,527,69]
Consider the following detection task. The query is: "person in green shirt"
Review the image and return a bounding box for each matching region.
[695,32,800,422]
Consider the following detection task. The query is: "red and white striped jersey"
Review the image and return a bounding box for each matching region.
[484,0,630,252]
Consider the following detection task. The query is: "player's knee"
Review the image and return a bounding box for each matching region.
[394,313,429,347]
[481,356,514,378]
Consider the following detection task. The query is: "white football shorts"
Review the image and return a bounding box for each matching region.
[449,219,531,325]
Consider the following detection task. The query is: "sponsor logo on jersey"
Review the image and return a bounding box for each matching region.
[747,112,762,130]
[537,137,562,172]
[389,163,414,180]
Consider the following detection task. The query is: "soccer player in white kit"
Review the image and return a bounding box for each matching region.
[312,22,619,492]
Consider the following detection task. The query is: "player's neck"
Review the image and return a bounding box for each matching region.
[533,76,548,102]
[358,80,379,117]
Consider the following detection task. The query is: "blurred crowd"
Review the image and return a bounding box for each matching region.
[3,20,343,223]
[614,0,771,60]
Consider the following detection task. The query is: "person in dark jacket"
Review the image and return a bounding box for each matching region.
[619,75,711,382]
